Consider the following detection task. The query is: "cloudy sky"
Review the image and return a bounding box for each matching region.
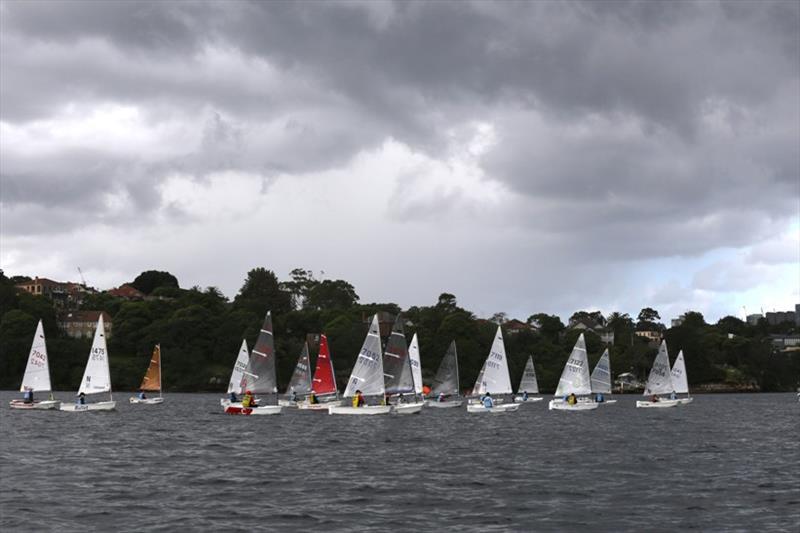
[1,0,798,323]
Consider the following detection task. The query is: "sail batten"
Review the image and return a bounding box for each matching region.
[20,320,52,393]
[554,333,592,396]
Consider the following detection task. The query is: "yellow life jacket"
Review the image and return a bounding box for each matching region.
[242,394,253,408]
[352,396,360,407]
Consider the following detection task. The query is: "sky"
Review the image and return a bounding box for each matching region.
[1,0,798,324]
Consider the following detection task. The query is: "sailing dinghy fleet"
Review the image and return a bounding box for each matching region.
[10,309,697,415]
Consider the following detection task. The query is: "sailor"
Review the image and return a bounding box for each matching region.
[567,392,577,405]
[77,392,86,405]
[438,392,445,403]
[398,393,405,404]
[482,392,494,408]
[23,388,34,404]
[651,395,659,403]
[138,390,147,400]
[353,390,366,407]
[229,391,238,402]
[242,390,254,408]
[669,391,677,400]
[595,392,604,403]
[290,389,298,403]
[522,390,529,401]
[309,391,318,405]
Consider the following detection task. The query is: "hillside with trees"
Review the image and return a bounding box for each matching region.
[1,269,797,393]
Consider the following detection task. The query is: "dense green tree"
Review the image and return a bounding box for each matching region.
[130,270,179,294]
[305,279,359,310]
[528,313,564,343]
[233,268,292,316]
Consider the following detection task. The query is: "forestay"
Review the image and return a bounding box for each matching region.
[472,326,513,395]
[408,333,423,395]
[138,344,162,392]
[20,320,51,392]
[671,350,689,394]
[590,348,612,394]
[78,315,112,395]
[227,340,250,395]
[644,340,674,396]
[286,342,312,396]
[517,355,540,394]
[243,311,278,396]
[343,315,385,398]
[554,333,592,397]
[383,313,415,395]
[312,334,337,396]
[431,341,460,397]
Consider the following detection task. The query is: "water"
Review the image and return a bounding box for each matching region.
[1,392,798,532]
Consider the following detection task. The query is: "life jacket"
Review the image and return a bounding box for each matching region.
[483,396,494,408]
[242,394,253,407]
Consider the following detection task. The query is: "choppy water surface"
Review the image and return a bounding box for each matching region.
[1,392,798,531]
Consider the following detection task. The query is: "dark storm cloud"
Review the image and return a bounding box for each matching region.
[1,0,797,261]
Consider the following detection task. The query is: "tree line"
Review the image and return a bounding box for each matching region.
[1,268,797,393]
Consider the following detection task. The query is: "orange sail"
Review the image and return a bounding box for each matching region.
[138,344,162,392]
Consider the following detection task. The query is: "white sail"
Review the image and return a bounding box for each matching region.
[408,333,423,395]
[227,340,250,394]
[517,355,539,394]
[343,315,385,398]
[671,350,689,394]
[590,348,612,394]
[473,326,513,395]
[554,333,592,397]
[78,315,112,395]
[20,320,52,392]
[644,340,674,396]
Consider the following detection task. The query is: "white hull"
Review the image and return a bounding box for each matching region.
[393,402,424,414]
[296,402,331,411]
[60,401,117,412]
[426,399,463,408]
[129,397,164,404]
[548,399,599,411]
[514,396,544,403]
[636,399,681,408]
[597,399,618,404]
[676,397,693,405]
[466,403,520,413]
[9,399,60,410]
[327,405,392,415]
[278,399,299,407]
[224,403,282,415]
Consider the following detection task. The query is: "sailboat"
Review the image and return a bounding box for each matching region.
[297,333,339,410]
[220,339,249,407]
[636,340,680,408]
[129,344,164,404]
[670,350,693,405]
[328,314,392,415]
[9,320,60,410]
[225,311,282,415]
[279,342,312,407]
[548,333,598,411]
[60,315,116,411]
[383,314,424,414]
[467,326,520,413]
[408,333,424,401]
[427,340,463,408]
[590,348,616,404]
[513,355,543,403]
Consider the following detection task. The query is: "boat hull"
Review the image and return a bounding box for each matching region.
[636,399,681,408]
[224,404,282,415]
[393,402,424,414]
[426,399,464,408]
[129,397,164,404]
[676,397,693,405]
[327,405,392,415]
[60,401,117,412]
[466,403,520,413]
[296,402,331,411]
[9,399,60,410]
[548,400,599,411]
[513,396,544,403]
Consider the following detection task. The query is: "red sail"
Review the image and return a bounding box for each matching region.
[311,334,337,396]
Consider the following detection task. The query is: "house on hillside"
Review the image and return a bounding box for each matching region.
[15,276,93,308]
[106,284,145,300]
[504,319,538,335]
[635,330,662,343]
[568,317,615,345]
[59,311,113,339]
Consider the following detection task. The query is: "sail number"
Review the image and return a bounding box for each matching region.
[30,350,46,367]
[90,347,105,361]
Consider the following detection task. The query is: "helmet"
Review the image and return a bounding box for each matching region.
[246,390,252,394]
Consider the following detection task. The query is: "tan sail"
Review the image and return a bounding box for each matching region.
[138,344,162,392]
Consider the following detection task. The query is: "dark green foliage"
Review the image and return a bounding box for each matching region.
[0,268,797,393]
[130,270,179,294]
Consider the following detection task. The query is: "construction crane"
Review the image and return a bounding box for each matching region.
[77,267,87,287]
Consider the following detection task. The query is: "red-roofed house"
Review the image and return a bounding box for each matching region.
[106,284,145,300]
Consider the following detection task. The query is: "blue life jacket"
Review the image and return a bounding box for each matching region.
[483,396,494,408]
